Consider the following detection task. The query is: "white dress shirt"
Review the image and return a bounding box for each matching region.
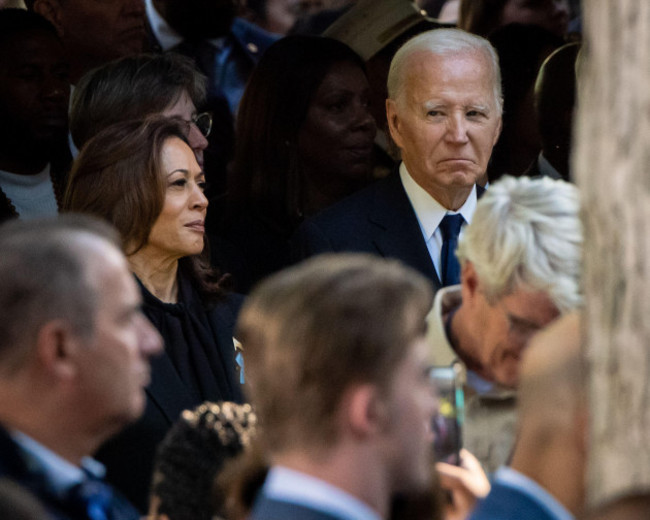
[399,162,477,280]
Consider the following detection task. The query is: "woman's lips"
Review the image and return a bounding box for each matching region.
[184,221,205,233]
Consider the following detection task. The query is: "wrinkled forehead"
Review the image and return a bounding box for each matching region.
[401,48,499,102]
[413,47,498,84]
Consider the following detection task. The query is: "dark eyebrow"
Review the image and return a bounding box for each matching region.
[166,169,189,177]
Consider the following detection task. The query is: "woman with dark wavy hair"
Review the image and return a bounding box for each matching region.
[64,116,244,513]
[222,35,376,290]
[459,0,570,38]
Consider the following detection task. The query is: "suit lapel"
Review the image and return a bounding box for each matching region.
[204,301,244,403]
[368,174,442,290]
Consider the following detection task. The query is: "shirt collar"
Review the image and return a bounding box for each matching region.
[427,285,463,368]
[538,153,563,180]
[145,0,181,51]
[494,466,575,520]
[399,162,477,240]
[263,466,382,520]
[11,430,105,499]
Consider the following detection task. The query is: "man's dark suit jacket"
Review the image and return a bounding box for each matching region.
[468,479,562,520]
[96,291,244,513]
[0,425,138,520]
[292,171,484,291]
[250,495,350,520]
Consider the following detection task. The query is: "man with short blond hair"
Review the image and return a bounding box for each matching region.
[239,254,438,520]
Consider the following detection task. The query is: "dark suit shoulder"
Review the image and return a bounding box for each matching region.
[251,495,346,520]
[469,480,557,520]
[291,175,402,258]
[310,174,398,228]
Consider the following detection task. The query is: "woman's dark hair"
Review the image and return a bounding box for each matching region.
[63,116,225,301]
[490,24,563,117]
[0,8,59,46]
[70,53,206,149]
[229,35,366,227]
[487,24,564,180]
[152,402,257,520]
[459,0,510,37]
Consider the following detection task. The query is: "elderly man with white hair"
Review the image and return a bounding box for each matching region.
[293,28,502,291]
[427,174,583,473]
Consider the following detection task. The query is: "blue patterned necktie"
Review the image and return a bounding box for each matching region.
[67,474,114,520]
[439,214,464,286]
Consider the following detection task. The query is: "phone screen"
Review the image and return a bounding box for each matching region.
[430,364,464,465]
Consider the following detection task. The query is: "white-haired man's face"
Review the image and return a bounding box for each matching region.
[386,49,501,204]
[477,285,559,388]
[462,262,559,388]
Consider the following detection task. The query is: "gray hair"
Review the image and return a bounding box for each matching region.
[70,53,207,149]
[387,28,503,114]
[456,175,582,313]
[0,215,120,373]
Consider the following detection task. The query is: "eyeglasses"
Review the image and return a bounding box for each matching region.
[496,299,544,340]
[184,112,212,138]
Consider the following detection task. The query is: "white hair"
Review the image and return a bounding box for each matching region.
[456,176,582,313]
[387,28,503,114]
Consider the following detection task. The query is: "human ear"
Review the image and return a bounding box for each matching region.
[492,114,503,146]
[460,261,479,302]
[345,384,387,438]
[33,0,65,36]
[386,99,405,150]
[34,320,81,381]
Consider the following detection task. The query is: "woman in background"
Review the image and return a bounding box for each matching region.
[222,35,376,290]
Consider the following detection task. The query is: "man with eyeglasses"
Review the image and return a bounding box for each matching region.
[426,175,582,473]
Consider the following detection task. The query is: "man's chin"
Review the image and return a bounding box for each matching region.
[443,169,480,187]
[494,369,519,389]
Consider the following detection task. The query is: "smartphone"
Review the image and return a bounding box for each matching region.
[430,364,464,465]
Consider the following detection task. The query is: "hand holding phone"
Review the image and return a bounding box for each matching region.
[430,363,464,465]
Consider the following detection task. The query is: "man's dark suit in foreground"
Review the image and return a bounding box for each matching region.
[240,255,439,520]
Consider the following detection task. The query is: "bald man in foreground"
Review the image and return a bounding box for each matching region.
[469,313,586,520]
